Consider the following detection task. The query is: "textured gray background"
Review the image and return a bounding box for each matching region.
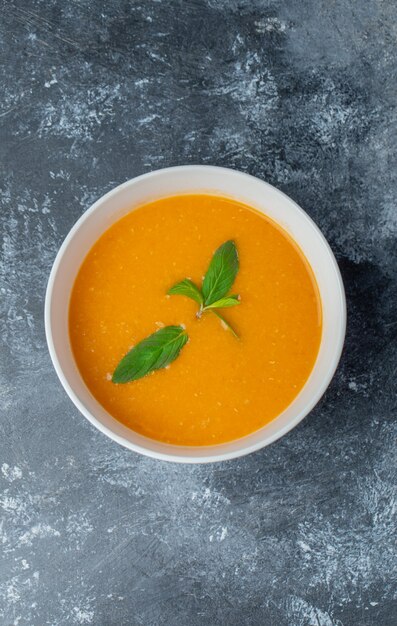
[0,1,396,624]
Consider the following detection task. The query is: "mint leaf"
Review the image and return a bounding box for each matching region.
[112,325,188,384]
[202,240,239,306]
[211,310,239,339]
[167,278,203,306]
[204,294,240,310]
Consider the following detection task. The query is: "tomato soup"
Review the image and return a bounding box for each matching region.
[69,194,322,445]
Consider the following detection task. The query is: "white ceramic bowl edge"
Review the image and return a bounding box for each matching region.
[45,165,346,463]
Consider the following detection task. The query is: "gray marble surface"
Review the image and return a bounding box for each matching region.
[1,1,396,624]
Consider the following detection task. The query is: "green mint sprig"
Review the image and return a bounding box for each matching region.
[112,241,241,384]
[168,240,241,337]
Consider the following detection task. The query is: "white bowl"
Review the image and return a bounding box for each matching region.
[45,165,346,463]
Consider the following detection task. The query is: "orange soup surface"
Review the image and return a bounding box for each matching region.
[69,194,322,445]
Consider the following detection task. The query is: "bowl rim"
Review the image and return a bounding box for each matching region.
[45,165,346,463]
